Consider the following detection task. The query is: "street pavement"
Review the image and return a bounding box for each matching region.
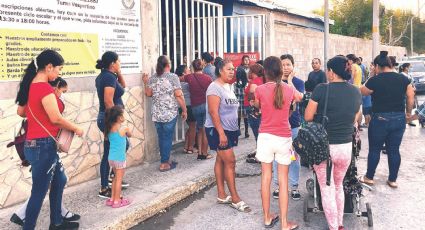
[136,123,425,230]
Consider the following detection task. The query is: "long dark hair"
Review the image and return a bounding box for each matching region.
[15,49,64,106]
[192,59,203,72]
[264,56,284,109]
[156,55,171,75]
[96,51,118,70]
[104,105,124,138]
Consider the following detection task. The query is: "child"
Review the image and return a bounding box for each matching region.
[104,105,132,208]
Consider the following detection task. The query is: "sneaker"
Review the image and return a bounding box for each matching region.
[291,190,301,201]
[10,213,24,226]
[49,221,79,230]
[272,189,279,199]
[108,179,130,188]
[98,187,112,199]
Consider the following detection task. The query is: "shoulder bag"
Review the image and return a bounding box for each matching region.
[28,105,74,153]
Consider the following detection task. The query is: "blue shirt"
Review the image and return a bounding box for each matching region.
[284,77,305,128]
[95,69,124,112]
[108,131,126,162]
[203,63,216,81]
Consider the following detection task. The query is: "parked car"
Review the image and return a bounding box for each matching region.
[409,61,425,93]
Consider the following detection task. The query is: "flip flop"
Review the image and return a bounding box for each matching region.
[159,161,177,172]
[264,215,279,228]
[217,195,232,204]
[282,222,299,230]
[112,198,131,208]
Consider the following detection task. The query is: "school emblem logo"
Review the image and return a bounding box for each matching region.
[122,0,135,9]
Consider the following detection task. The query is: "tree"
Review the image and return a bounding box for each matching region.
[313,0,425,54]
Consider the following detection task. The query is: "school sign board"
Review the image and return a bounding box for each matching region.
[0,0,142,81]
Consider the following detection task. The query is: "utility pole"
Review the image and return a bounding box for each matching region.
[411,17,414,55]
[324,0,329,67]
[372,0,380,58]
[389,15,393,45]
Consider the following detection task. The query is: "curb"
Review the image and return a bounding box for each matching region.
[100,150,256,230]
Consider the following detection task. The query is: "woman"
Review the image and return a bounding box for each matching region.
[235,55,250,138]
[95,51,128,198]
[305,56,362,230]
[205,59,251,213]
[183,59,213,160]
[15,49,83,230]
[175,65,196,154]
[253,56,302,229]
[245,63,265,163]
[143,56,187,172]
[360,51,415,188]
[11,77,80,227]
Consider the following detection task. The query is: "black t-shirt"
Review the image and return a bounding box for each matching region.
[95,69,125,112]
[306,70,327,91]
[312,82,362,144]
[365,72,410,113]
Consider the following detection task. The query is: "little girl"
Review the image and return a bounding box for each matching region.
[105,105,132,208]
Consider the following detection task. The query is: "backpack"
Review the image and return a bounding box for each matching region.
[7,119,30,167]
[292,84,332,185]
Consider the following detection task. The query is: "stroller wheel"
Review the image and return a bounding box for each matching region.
[366,202,373,227]
[303,199,309,222]
[306,178,314,197]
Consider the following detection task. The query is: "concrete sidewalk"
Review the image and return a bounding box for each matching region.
[0,135,257,230]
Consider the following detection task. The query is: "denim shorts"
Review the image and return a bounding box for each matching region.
[362,107,372,116]
[205,127,240,151]
[192,103,206,130]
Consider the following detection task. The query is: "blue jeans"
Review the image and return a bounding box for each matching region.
[273,128,300,189]
[24,138,67,229]
[248,115,261,141]
[155,116,178,163]
[191,103,206,130]
[97,111,110,189]
[366,112,406,182]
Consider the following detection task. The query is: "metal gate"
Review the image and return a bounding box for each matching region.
[223,14,266,59]
[158,0,223,143]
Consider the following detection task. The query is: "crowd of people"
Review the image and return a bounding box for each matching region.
[11,47,423,230]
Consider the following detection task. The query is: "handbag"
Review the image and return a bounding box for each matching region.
[27,105,75,153]
[6,119,30,166]
[293,84,332,185]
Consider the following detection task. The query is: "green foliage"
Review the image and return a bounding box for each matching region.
[314,0,425,54]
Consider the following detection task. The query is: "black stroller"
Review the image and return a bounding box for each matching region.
[303,128,374,227]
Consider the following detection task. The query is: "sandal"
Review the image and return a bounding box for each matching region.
[247,152,256,158]
[230,201,251,213]
[197,154,213,160]
[359,176,374,186]
[112,198,131,208]
[217,195,232,204]
[159,161,177,172]
[183,148,193,154]
[264,215,279,228]
[62,211,81,221]
[282,222,299,230]
[387,180,398,188]
[246,157,260,164]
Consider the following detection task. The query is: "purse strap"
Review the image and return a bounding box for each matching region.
[27,105,59,144]
[322,84,330,126]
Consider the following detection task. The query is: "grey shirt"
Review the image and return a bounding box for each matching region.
[203,63,216,81]
[205,82,239,131]
[148,72,181,122]
[181,82,191,106]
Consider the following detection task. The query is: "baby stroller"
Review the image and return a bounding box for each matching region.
[303,127,374,227]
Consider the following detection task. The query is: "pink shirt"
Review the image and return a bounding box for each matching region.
[255,82,295,137]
